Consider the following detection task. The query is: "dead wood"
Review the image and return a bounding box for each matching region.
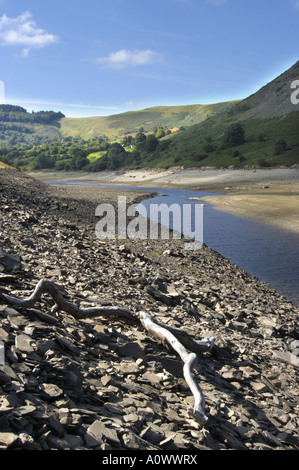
[2,278,213,426]
[138,311,209,426]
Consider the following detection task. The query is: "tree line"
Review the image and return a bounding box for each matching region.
[0,131,171,172]
[0,105,65,125]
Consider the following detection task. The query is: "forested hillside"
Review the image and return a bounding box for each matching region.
[0,105,65,124]
[0,105,64,149]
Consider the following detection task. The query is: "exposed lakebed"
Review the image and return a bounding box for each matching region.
[1,169,298,450]
[47,182,299,306]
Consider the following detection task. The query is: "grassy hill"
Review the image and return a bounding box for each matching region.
[1,61,298,171]
[59,101,237,140]
[39,59,299,169]
[148,61,299,169]
[145,111,299,169]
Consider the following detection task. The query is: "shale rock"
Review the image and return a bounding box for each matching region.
[0,169,298,450]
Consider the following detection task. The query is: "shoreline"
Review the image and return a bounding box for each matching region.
[30,166,299,190]
[31,167,299,235]
[201,185,299,235]
[1,168,299,451]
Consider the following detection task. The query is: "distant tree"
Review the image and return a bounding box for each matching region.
[203,143,214,153]
[87,155,108,172]
[69,148,89,170]
[107,142,126,156]
[121,135,133,147]
[258,158,271,167]
[134,132,146,144]
[144,134,159,153]
[274,139,287,155]
[0,104,27,113]
[258,133,266,142]
[31,153,55,170]
[156,128,165,139]
[0,155,9,164]
[55,160,67,171]
[131,150,141,164]
[106,143,126,170]
[134,132,146,150]
[222,123,245,147]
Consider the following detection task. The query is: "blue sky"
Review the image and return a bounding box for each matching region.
[0,0,298,117]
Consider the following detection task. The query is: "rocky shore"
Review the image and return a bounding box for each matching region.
[0,169,298,451]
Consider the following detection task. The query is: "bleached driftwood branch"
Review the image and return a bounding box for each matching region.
[2,279,214,354]
[2,278,212,426]
[2,279,137,323]
[138,311,209,426]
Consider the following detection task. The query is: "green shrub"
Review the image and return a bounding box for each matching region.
[274,139,287,155]
[222,123,245,147]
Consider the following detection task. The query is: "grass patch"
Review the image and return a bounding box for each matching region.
[87,151,106,162]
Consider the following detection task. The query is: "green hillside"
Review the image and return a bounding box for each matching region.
[1,61,298,171]
[60,102,236,139]
[146,111,299,169]
[0,106,64,147]
[150,61,299,169]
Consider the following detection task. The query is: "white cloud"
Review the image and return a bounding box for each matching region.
[97,49,163,69]
[0,11,59,56]
[294,2,299,10]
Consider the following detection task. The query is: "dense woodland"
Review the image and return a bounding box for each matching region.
[0,105,174,171]
[0,131,171,171]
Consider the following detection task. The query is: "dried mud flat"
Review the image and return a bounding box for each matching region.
[0,169,298,451]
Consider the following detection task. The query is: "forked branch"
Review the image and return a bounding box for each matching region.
[138,311,209,426]
[2,278,212,426]
[2,279,137,323]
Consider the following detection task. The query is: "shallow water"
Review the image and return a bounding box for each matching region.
[48,181,299,305]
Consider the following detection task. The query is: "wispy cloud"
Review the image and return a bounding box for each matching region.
[294,2,299,10]
[97,49,163,69]
[6,97,119,111]
[0,11,59,56]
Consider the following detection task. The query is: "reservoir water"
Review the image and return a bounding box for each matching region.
[48,182,299,306]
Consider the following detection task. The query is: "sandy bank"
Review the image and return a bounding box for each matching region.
[201,184,299,235]
[32,167,299,192]
[31,167,299,235]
